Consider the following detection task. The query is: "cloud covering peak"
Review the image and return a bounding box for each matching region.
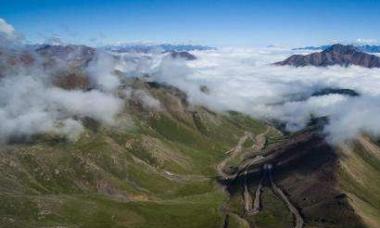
[0,19,125,143]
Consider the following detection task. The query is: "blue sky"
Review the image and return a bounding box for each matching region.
[0,0,379,47]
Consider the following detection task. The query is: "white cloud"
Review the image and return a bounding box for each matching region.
[130,47,380,144]
[130,89,162,110]
[0,18,20,44]
[2,37,380,145]
[0,42,126,142]
[355,38,379,45]
[0,19,128,143]
[86,51,121,91]
[0,18,15,36]
[0,73,122,142]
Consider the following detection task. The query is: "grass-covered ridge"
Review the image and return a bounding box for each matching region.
[337,137,380,227]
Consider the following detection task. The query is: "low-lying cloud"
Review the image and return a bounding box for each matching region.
[138,47,380,144]
[0,18,124,143]
[2,17,380,145]
[0,63,123,143]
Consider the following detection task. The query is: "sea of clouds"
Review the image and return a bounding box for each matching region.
[2,17,380,144]
[134,47,380,144]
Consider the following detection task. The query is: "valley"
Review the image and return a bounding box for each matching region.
[0,36,380,227]
[0,77,269,228]
[1,76,379,227]
[1,1,380,226]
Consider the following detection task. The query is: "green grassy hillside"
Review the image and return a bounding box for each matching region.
[2,78,378,228]
[0,79,268,227]
[337,137,380,228]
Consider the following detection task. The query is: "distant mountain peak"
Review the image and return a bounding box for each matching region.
[322,44,358,54]
[169,51,197,60]
[275,43,380,68]
[293,43,380,53]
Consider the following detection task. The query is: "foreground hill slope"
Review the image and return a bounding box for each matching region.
[0,75,379,227]
[0,77,270,228]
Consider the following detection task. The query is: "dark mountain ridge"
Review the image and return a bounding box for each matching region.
[275,44,380,68]
[293,44,380,53]
[169,51,197,60]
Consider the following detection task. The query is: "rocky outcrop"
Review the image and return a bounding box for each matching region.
[169,51,197,60]
[36,44,96,68]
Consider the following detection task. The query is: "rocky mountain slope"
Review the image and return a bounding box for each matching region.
[275,44,380,68]
[169,51,197,60]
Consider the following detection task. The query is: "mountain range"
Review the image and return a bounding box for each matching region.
[104,43,215,53]
[0,43,379,228]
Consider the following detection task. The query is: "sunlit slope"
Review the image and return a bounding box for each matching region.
[338,136,380,228]
[0,79,268,227]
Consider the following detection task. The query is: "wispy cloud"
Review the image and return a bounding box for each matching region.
[0,18,22,45]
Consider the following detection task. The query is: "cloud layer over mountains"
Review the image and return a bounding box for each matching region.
[0,58,123,142]
[0,19,123,143]
[145,48,380,144]
[2,17,380,144]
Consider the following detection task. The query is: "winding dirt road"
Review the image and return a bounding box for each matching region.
[217,132,253,180]
[219,127,307,228]
[251,127,269,151]
[217,128,270,180]
[252,175,264,214]
[241,164,304,228]
[266,164,304,228]
[243,170,254,213]
[219,129,270,227]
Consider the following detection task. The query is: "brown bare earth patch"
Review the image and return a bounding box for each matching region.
[53,72,91,90]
